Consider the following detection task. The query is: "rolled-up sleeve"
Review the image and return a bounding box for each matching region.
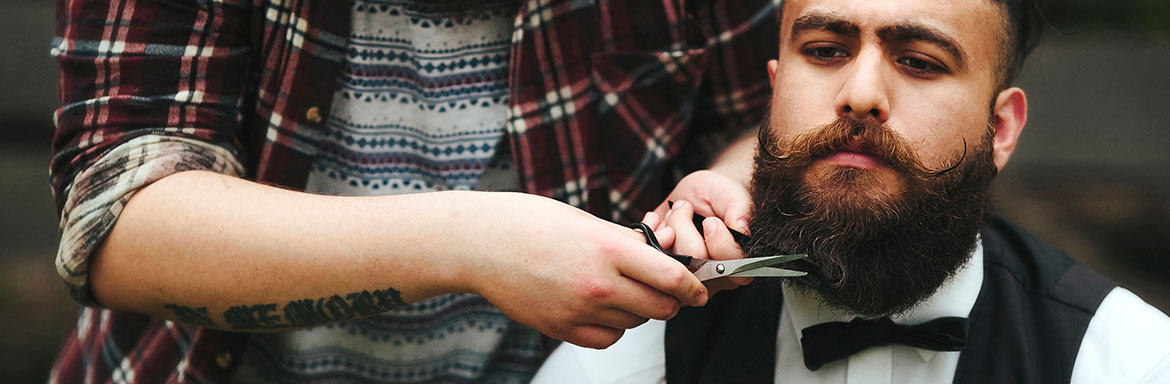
[50,0,254,305]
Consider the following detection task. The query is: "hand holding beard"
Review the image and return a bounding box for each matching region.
[744,114,997,318]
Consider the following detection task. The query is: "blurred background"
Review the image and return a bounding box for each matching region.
[1,0,1168,382]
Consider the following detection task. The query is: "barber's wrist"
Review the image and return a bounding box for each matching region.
[424,190,503,297]
[361,190,482,301]
[705,127,758,186]
[707,162,752,187]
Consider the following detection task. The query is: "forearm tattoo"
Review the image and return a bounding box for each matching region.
[163,304,217,327]
[162,286,409,330]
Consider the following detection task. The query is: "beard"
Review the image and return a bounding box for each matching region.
[745,113,997,318]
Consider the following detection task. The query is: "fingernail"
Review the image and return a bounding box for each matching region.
[737,219,750,233]
[702,218,716,237]
[642,211,655,223]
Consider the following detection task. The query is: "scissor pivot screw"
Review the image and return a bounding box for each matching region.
[715,263,725,274]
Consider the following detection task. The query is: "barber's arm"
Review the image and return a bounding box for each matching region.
[94,173,706,349]
[52,0,705,350]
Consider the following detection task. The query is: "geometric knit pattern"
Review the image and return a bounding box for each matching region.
[304,0,515,195]
[234,2,543,383]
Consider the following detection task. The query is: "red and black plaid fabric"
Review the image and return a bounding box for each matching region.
[49,0,778,382]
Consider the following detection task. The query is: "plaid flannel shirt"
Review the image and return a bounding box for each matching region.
[48,0,779,382]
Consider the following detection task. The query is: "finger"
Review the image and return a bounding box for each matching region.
[641,211,662,229]
[615,246,707,307]
[565,325,625,349]
[659,203,674,230]
[702,182,754,236]
[715,195,754,236]
[666,200,707,259]
[589,308,652,330]
[655,226,676,250]
[702,217,755,287]
[702,217,746,261]
[607,279,684,320]
[651,202,671,230]
[617,221,676,255]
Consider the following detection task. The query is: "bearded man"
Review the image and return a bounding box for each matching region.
[531,0,1170,382]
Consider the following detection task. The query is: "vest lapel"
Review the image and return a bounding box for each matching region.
[951,217,1114,383]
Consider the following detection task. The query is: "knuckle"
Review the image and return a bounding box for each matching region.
[575,328,622,350]
[650,299,678,320]
[678,242,705,257]
[659,266,689,289]
[544,323,568,340]
[598,331,622,349]
[571,333,604,349]
[574,278,616,301]
[591,237,623,257]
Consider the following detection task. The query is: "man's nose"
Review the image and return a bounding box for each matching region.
[834,47,890,123]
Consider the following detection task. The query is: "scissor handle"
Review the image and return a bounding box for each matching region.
[691,213,751,245]
[628,222,695,267]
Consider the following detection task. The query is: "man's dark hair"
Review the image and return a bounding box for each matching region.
[993,0,1045,88]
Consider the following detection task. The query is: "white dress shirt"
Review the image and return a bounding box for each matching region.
[532,242,1170,383]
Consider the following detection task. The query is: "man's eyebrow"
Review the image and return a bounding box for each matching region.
[790,12,860,41]
[877,23,967,69]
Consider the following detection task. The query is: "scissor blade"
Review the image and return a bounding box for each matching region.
[729,267,807,278]
[726,253,805,274]
[692,254,807,281]
[748,253,807,265]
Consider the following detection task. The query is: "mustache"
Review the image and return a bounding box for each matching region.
[757,115,967,178]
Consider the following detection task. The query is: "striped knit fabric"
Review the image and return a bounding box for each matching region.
[232,1,543,383]
[303,0,516,195]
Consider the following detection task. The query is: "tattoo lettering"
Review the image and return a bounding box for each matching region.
[223,303,281,330]
[163,304,217,327]
[223,286,408,330]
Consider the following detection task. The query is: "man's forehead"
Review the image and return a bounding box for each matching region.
[781,0,1002,42]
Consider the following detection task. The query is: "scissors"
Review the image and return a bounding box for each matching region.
[628,214,807,281]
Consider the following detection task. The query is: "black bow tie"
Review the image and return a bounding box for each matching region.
[800,316,969,371]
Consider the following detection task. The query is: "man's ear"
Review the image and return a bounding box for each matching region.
[991,87,1027,172]
[767,60,778,88]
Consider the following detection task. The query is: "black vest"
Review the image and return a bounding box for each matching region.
[664,217,1116,383]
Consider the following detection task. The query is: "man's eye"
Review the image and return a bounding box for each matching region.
[897,57,945,75]
[808,47,847,59]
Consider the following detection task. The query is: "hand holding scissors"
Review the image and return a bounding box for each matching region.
[628,219,806,281]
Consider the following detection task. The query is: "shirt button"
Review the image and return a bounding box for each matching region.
[215,351,232,369]
[306,106,323,123]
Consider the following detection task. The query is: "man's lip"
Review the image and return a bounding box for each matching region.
[825,151,883,170]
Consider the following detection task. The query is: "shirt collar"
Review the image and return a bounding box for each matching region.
[783,238,984,363]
